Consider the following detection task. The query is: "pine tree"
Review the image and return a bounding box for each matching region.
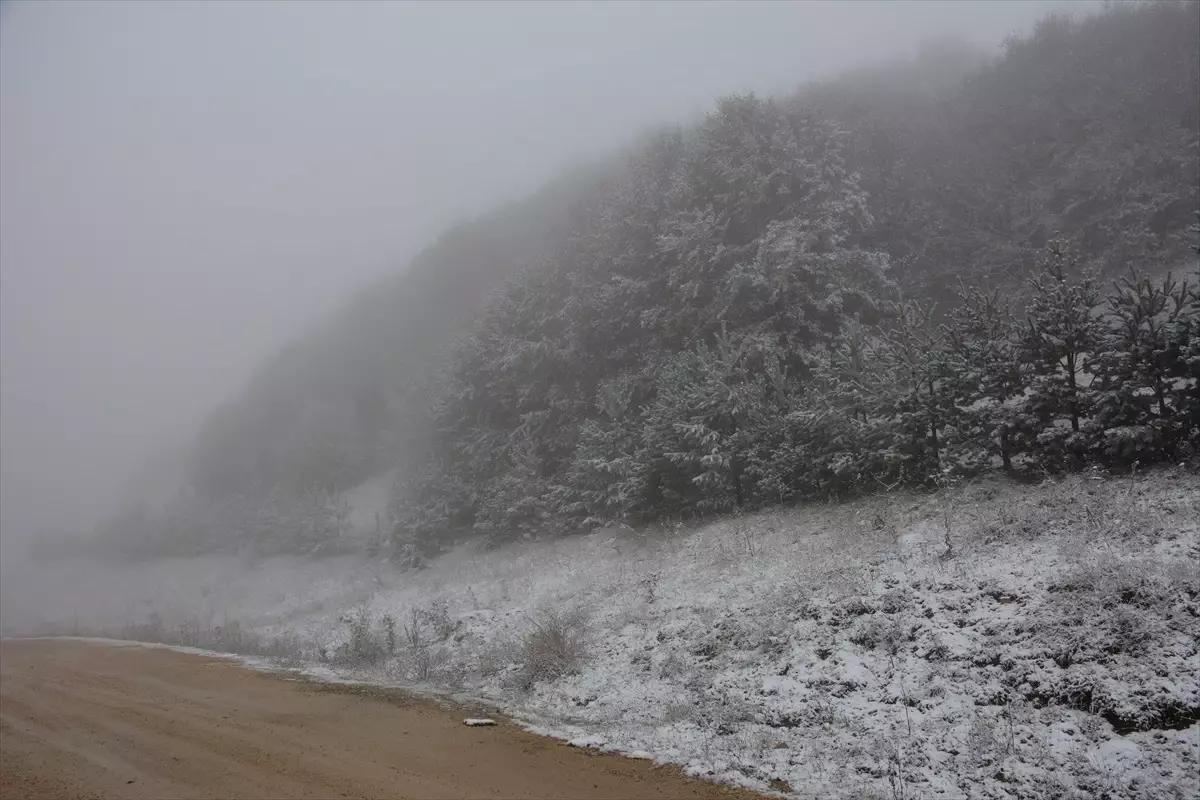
[472,433,552,541]
[1092,270,1194,465]
[943,283,1027,473]
[778,320,898,495]
[658,94,886,351]
[390,454,475,559]
[639,330,783,515]
[872,300,956,484]
[1164,213,1200,458]
[553,373,650,526]
[1019,240,1103,470]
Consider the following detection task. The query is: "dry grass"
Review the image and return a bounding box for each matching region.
[106,613,310,664]
[514,608,589,691]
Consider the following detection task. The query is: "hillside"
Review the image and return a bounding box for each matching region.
[189,161,614,500]
[76,160,614,556]
[79,1,1200,558]
[8,471,1198,799]
[393,2,1199,556]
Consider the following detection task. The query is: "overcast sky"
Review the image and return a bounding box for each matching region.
[0,0,1086,547]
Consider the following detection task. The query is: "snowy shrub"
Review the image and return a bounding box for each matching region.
[110,613,308,664]
[333,605,387,665]
[878,587,911,614]
[515,608,588,690]
[407,643,456,684]
[412,598,459,642]
[382,613,396,655]
[840,596,877,618]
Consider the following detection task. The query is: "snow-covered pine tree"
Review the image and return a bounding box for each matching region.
[552,373,650,527]
[471,432,553,541]
[943,282,1028,474]
[770,319,896,497]
[1018,240,1104,471]
[1092,270,1194,466]
[872,300,956,485]
[1161,213,1200,460]
[639,329,782,515]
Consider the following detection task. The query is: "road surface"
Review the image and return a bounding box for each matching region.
[0,639,761,800]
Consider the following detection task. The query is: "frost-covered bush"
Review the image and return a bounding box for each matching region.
[332,605,387,665]
[109,613,308,663]
[515,609,588,690]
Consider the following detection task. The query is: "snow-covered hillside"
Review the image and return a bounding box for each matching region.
[5,471,1198,799]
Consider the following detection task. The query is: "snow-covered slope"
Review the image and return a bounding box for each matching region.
[6,471,1198,799]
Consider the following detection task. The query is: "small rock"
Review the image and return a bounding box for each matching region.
[568,734,608,748]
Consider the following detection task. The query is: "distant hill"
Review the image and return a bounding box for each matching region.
[186,160,615,501]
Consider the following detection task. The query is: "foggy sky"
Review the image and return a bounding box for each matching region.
[0,0,1086,550]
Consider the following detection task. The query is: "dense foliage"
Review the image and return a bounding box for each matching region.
[396,233,1199,555]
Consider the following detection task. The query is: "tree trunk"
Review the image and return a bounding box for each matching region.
[731,452,744,508]
[1066,354,1080,432]
[929,420,940,470]
[927,377,941,470]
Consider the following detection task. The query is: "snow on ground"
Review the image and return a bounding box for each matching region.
[4,470,1198,799]
[341,469,395,537]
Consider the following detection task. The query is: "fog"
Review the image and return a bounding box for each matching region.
[0,0,1083,555]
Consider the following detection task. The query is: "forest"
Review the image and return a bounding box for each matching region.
[76,2,1199,559]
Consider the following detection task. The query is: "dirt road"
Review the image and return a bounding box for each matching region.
[1,640,760,800]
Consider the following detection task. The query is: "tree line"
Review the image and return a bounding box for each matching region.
[394,220,1199,556]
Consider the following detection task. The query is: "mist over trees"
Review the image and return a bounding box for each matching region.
[68,2,1199,560]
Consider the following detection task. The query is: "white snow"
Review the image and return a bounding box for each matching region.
[567,734,608,748]
[4,470,1197,799]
